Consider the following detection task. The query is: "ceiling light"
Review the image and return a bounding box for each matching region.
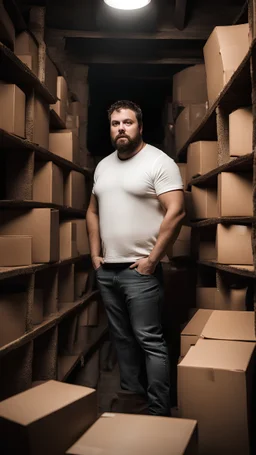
[104,0,151,11]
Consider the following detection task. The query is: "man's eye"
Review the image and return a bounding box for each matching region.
[112,123,118,126]
[125,121,132,125]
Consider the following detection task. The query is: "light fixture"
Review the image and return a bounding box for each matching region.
[104,0,151,10]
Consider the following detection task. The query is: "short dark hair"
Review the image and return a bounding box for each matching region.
[108,100,143,127]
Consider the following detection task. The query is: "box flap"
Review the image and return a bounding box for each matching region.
[0,380,95,426]
[67,413,197,455]
[182,309,213,336]
[179,338,255,371]
[201,310,256,341]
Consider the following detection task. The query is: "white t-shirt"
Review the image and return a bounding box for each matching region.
[92,144,183,263]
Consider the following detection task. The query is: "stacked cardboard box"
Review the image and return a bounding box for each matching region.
[229,107,253,157]
[178,310,256,455]
[49,130,80,164]
[0,83,26,137]
[59,221,78,260]
[15,31,39,77]
[33,161,64,205]
[50,76,68,124]
[186,141,218,183]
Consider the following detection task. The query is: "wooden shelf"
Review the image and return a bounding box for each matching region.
[0,128,92,177]
[0,200,86,217]
[0,254,90,281]
[0,42,56,104]
[0,290,100,358]
[189,153,253,187]
[191,217,255,227]
[198,260,255,277]
[177,39,255,160]
[50,109,67,130]
[4,0,27,33]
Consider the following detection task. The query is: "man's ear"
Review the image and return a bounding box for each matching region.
[140,124,143,134]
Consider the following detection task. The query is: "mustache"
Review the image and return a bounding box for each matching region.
[115,134,130,140]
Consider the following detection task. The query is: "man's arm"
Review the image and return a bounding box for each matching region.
[130,190,185,274]
[86,193,104,270]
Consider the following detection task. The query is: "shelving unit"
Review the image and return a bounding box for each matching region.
[0,1,105,401]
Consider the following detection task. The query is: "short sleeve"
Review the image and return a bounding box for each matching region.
[152,154,183,196]
[91,163,100,195]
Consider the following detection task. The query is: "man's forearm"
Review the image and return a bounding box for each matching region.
[86,211,102,258]
[148,211,184,265]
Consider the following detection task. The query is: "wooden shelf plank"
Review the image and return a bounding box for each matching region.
[0,254,91,281]
[191,217,255,227]
[0,200,86,217]
[189,153,253,187]
[0,42,56,104]
[197,260,255,277]
[0,290,100,358]
[50,109,67,130]
[0,128,92,177]
[177,39,255,160]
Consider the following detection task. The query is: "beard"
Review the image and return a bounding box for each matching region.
[112,131,142,154]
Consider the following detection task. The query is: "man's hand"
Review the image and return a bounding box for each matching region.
[92,256,104,270]
[129,257,157,275]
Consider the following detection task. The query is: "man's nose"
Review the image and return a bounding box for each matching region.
[118,123,125,132]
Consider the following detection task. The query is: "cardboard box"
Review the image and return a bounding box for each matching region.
[203,24,250,105]
[67,413,198,455]
[15,31,38,76]
[66,114,80,131]
[196,287,216,309]
[0,84,26,137]
[173,64,208,106]
[187,141,218,183]
[60,221,78,260]
[198,227,216,261]
[229,108,253,157]
[0,235,32,266]
[17,54,33,71]
[178,338,255,455]
[0,292,27,348]
[200,310,256,342]
[217,224,253,265]
[0,380,97,455]
[0,209,59,263]
[64,171,86,210]
[45,55,58,99]
[166,226,191,259]
[216,281,247,311]
[0,4,15,49]
[49,131,79,164]
[50,76,68,124]
[29,96,49,149]
[191,186,218,219]
[69,219,89,255]
[33,161,63,205]
[180,309,213,357]
[218,172,253,216]
[32,289,44,325]
[175,104,208,152]
[177,163,187,189]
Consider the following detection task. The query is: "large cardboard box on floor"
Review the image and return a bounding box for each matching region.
[0,380,98,455]
[203,24,250,105]
[49,130,79,164]
[0,209,59,263]
[0,235,32,266]
[69,219,90,255]
[229,107,253,157]
[50,76,68,124]
[28,95,49,149]
[15,31,39,76]
[191,186,218,219]
[178,338,255,455]
[66,413,198,455]
[217,224,253,264]
[59,221,78,260]
[218,172,253,216]
[200,309,256,342]
[0,292,27,348]
[64,171,87,210]
[187,141,218,183]
[175,104,208,152]
[180,309,213,357]
[0,84,26,137]
[173,64,208,106]
[0,3,15,50]
[33,161,64,205]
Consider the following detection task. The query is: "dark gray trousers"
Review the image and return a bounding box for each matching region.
[96,262,171,416]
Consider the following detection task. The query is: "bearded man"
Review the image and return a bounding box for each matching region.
[86,100,185,416]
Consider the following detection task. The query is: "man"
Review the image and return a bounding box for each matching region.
[86,100,185,416]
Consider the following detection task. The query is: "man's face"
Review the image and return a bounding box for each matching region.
[110,108,142,153]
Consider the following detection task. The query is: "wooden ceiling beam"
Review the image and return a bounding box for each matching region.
[174,0,188,31]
